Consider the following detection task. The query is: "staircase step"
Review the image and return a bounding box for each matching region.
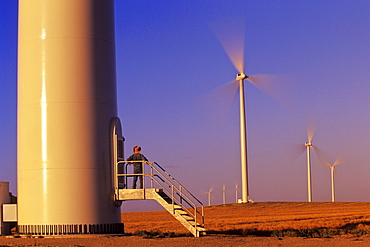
[136,187,205,237]
[115,160,205,237]
[179,215,192,219]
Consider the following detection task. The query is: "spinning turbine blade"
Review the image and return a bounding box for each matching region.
[333,153,345,167]
[288,143,307,162]
[194,80,239,128]
[247,74,298,109]
[203,185,214,194]
[210,16,246,73]
[312,145,333,168]
[307,128,316,144]
[306,119,318,143]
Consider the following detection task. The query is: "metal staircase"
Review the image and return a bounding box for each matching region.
[114,161,205,237]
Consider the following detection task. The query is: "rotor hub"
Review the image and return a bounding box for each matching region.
[236,73,249,80]
[304,142,312,147]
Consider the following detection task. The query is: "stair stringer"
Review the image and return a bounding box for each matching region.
[145,189,205,237]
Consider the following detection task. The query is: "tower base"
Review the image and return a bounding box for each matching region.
[18,223,124,235]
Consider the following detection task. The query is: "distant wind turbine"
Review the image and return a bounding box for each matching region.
[205,186,214,206]
[292,122,322,202]
[234,184,240,203]
[222,184,226,204]
[304,124,316,203]
[318,154,345,202]
[209,17,295,203]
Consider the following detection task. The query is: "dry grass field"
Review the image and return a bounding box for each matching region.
[2,202,370,247]
[122,202,370,237]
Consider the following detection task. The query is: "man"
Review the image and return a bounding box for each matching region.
[127,146,148,189]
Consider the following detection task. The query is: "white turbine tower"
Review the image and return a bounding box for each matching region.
[305,140,312,202]
[234,184,240,203]
[305,132,314,202]
[329,164,337,202]
[17,0,123,234]
[209,17,294,203]
[222,184,226,204]
[302,122,318,202]
[291,123,318,202]
[205,187,214,206]
[318,154,345,202]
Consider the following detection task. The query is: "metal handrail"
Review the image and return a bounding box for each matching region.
[148,163,203,225]
[115,160,205,228]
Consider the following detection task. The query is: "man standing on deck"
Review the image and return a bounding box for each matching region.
[127,146,148,189]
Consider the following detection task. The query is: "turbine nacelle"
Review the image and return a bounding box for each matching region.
[236,73,249,80]
[304,141,312,147]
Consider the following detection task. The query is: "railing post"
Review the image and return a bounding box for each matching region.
[194,205,197,230]
[114,161,118,200]
[150,164,153,188]
[171,185,174,214]
[180,186,183,206]
[142,161,145,189]
[202,206,204,226]
[124,163,128,189]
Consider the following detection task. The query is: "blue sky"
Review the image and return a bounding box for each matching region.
[1,1,370,212]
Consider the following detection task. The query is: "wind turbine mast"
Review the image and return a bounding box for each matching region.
[236,73,249,203]
[305,141,313,202]
[330,165,335,202]
[205,187,214,206]
[235,184,239,203]
[222,184,226,204]
[210,17,285,205]
[318,153,343,203]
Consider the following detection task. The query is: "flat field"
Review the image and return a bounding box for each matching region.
[2,202,370,246]
[122,202,370,236]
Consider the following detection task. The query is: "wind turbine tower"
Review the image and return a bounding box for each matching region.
[330,165,335,202]
[305,141,313,202]
[236,73,249,203]
[329,160,342,202]
[320,156,343,202]
[234,184,239,203]
[17,0,123,234]
[222,184,227,204]
[205,187,213,206]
